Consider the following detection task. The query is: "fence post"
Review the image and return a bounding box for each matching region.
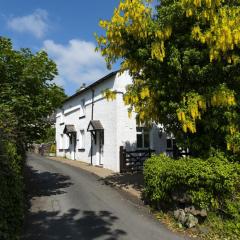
[148,148,151,158]
[119,146,124,173]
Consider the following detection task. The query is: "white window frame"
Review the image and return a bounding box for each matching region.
[60,111,64,124]
[59,134,63,149]
[79,130,85,149]
[80,99,85,117]
[166,138,176,150]
[136,127,150,149]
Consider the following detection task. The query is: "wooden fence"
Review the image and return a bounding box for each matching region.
[119,146,154,173]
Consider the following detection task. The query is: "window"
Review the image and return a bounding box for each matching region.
[166,138,176,150]
[59,134,63,149]
[136,127,150,149]
[80,99,85,117]
[64,134,69,149]
[79,130,85,149]
[60,111,64,124]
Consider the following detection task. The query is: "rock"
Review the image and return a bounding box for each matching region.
[174,209,186,225]
[185,213,198,228]
[199,209,207,217]
[185,205,207,217]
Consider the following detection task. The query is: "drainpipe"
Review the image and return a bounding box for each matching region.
[90,89,95,165]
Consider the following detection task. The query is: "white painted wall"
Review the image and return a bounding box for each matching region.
[56,71,170,172]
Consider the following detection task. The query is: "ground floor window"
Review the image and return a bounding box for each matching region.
[136,127,150,149]
[79,130,85,149]
[166,138,176,150]
[59,134,63,149]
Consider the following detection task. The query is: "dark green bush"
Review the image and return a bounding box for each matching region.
[143,153,240,219]
[0,140,24,240]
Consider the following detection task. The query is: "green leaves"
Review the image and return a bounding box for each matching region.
[0,37,66,144]
[144,153,240,212]
[0,36,66,239]
[97,0,240,157]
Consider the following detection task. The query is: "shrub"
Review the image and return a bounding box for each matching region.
[0,140,24,240]
[143,153,240,231]
[50,144,56,154]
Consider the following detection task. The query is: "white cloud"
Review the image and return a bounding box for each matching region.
[7,9,48,38]
[43,39,109,88]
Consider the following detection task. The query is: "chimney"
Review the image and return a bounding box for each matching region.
[80,83,86,90]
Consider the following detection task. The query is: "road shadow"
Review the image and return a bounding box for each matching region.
[101,172,144,192]
[24,165,73,200]
[23,209,126,240]
[23,159,127,240]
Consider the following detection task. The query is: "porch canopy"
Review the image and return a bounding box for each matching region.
[63,125,76,134]
[87,120,104,143]
[87,120,104,132]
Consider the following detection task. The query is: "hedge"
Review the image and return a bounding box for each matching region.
[143,153,240,236]
[0,140,24,240]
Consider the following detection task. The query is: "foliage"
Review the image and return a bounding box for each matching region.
[96,0,240,157]
[0,36,66,239]
[36,126,56,144]
[0,139,24,240]
[144,153,240,238]
[0,37,66,145]
[50,144,56,154]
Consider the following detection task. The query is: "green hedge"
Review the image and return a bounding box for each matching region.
[0,140,24,240]
[143,153,240,235]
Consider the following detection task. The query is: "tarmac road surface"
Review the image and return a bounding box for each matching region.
[22,154,189,240]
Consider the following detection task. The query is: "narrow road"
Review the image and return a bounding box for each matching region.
[23,154,188,240]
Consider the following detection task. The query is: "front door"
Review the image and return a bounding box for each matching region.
[70,133,76,160]
[96,132,103,165]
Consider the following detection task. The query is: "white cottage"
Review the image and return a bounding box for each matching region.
[55,71,174,172]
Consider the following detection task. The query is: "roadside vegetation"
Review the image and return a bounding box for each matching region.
[96,0,240,238]
[0,37,66,240]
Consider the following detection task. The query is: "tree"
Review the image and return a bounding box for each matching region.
[96,0,240,157]
[0,37,66,147]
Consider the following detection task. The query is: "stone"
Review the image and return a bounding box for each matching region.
[185,213,198,228]
[185,205,207,217]
[173,209,181,219]
[174,209,186,224]
[199,209,207,217]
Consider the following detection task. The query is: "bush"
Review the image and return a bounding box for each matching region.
[50,144,56,154]
[143,153,240,236]
[0,140,24,240]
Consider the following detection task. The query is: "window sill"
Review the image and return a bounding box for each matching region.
[79,115,86,119]
[78,148,85,152]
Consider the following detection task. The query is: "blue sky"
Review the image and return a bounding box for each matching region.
[0,0,121,95]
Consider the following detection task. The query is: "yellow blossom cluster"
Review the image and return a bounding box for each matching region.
[177,94,207,133]
[211,86,236,107]
[182,0,240,61]
[140,87,150,99]
[102,89,117,101]
[96,0,172,70]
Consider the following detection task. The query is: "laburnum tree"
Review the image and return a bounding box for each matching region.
[0,37,66,148]
[96,0,240,157]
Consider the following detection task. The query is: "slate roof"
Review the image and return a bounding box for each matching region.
[63,125,76,134]
[63,71,119,103]
[87,120,104,131]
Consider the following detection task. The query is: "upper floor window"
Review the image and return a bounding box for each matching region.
[80,99,85,117]
[60,111,64,124]
[136,127,150,149]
